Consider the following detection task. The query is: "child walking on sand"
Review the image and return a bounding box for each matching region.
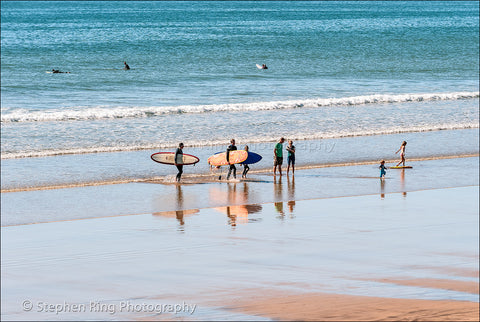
[395,141,407,166]
[379,160,387,179]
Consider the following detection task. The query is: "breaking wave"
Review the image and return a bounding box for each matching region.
[2,91,478,123]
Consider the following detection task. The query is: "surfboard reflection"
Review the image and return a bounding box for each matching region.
[210,182,263,227]
[215,204,263,227]
[152,209,200,226]
[152,185,199,230]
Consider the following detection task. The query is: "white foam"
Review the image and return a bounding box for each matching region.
[1,91,478,123]
[2,123,477,159]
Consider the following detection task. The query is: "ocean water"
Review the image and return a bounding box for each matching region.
[1,1,479,188]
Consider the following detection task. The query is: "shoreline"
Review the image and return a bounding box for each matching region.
[2,153,478,193]
[2,156,478,227]
[2,128,478,192]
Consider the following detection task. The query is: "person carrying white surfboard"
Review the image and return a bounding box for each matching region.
[174,143,184,182]
[226,139,237,180]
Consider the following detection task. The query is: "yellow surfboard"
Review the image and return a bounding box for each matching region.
[208,150,248,166]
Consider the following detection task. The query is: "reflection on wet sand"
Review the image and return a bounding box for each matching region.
[215,204,263,226]
[275,175,297,219]
[287,175,296,215]
[153,185,199,229]
[400,169,407,198]
[380,179,386,199]
[152,209,200,225]
[210,182,264,226]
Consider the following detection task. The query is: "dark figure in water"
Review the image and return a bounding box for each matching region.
[52,69,70,74]
[124,61,130,70]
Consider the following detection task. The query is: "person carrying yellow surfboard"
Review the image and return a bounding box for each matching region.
[226,139,237,180]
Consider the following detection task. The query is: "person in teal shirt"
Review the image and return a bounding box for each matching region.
[273,137,285,176]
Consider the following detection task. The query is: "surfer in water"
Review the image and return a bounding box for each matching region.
[51,69,70,74]
[174,143,184,182]
[395,141,407,167]
[123,61,130,70]
[226,139,237,180]
[241,145,250,179]
[261,64,268,69]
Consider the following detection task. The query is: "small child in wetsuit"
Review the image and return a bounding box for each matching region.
[379,160,387,179]
[242,145,250,178]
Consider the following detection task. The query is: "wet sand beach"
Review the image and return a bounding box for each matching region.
[1,156,479,321]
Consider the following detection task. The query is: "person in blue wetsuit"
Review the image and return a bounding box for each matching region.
[226,139,237,180]
[379,160,387,179]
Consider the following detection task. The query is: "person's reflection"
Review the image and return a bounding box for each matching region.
[242,182,250,203]
[380,178,386,199]
[153,185,200,231]
[287,175,296,216]
[273,176,285,219]
[218,204,263,227]
[226,206,237,227]
[400,169,407,198]
[227,182,237,204]
[274,202,285,219]
[287,201,296,216]
[274,175,283,200]
[174,185,185,227]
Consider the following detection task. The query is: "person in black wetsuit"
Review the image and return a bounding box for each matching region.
[123,61,130,70]
[51,69,70,73]
[241,145,250,178]
[174,143,184,182]
[226,139,237,180]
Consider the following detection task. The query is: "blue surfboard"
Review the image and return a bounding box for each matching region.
[243,152,262,164]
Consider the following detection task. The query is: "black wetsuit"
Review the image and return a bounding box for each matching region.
[226,144,237,180]
[175,147,183,182]
[242,162,249,178]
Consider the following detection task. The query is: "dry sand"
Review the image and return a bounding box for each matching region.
[227,289,479,321]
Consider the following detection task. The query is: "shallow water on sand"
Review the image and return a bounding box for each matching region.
[1,156,478,226]
[1,185,478,320]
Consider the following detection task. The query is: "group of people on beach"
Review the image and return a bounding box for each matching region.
[173,139,407,183]
[173,137,296,182]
